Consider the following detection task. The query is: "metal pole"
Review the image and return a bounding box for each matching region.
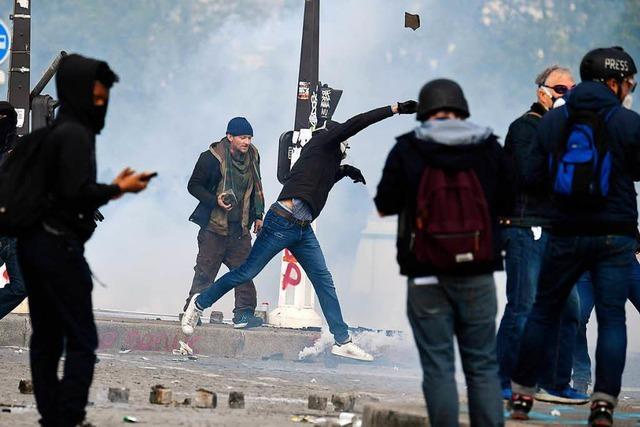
[30,51,67,100]
[7,0,31,135]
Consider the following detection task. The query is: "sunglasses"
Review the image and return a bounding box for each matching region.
[542,84,575,95]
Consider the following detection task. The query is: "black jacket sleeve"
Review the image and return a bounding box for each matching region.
[187,151,220,208]
[374,143,406,216]
[504,115,539,190]
[494,141,517,217]
[55,125,120,208]
[328,106,394,146]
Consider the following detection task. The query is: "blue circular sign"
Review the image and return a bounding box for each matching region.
[0,19,9,65]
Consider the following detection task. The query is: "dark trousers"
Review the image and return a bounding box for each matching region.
[0,236,27,318]
[17,228,97,427]
[407,275,504,427]
[512,234,635,406]
[184,227,257,315]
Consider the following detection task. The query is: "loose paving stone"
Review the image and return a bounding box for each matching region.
[308,394,328,410]
[149,384,172,405]
[229,391,245,409]
[108,387,130,403]
[209,311,224,324]
[195,388,217,409]
[331,393,356,412]
[18,379,33,394]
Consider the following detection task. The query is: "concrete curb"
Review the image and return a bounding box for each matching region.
[0,314,320,360]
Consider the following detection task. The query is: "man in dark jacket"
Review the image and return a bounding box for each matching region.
[182,100,416,361]
[17,54,153,427]
[510,47,639,426]
[375,79,514,427]
[182,117,264,328]
[0,101,28,320]
[497,66,586,404]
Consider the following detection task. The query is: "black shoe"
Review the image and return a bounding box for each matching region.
[233,312,263,329]
[589,400,614,427]
[510,393,534,420]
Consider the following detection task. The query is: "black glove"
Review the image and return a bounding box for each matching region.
[397,100,418,114]
[340,165,366,185]
[94,210,105,222]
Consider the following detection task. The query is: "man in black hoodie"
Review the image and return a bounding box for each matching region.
[375,79,513,427]
[510,47,639,426]
[17,54,153,427]
[0,101,28,320]
[182,100,416,361]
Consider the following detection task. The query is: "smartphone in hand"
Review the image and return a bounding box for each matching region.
[141,172,158,182]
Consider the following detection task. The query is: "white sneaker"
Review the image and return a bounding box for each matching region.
[181,293,203,335]
[331,341,374,362]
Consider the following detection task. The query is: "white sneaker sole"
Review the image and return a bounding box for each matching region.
[181,294,201,335]
[534,391,589,405]
[233,322,248,329]
[330,346,374,362]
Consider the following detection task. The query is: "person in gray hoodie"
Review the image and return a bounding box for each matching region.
[375,79,514,427]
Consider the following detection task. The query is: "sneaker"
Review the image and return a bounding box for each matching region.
[588,400,614,427]
[510,393,534,420]
[178,312,202,326]
[181,293,203,335]
[502,387,512,401]
[331,340,373,362]
[535,386,590,405]
[233,312,264,329]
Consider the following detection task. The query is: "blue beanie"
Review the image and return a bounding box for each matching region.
[226,117,253,137]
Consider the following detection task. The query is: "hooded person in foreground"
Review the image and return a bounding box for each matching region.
[17,54,154,427]
[182,100,417,361]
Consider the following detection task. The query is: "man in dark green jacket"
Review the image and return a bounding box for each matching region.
[183,117,265,328]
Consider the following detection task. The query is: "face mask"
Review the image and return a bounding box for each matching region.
[91,104,108,134]
[552,97,566,109]
[541,86,559,109]
[340,140,350,160]
[623,94,633,109]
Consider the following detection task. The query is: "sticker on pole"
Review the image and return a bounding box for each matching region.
[0,19,9,65]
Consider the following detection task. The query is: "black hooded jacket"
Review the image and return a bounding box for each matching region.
[278,106,393,218]
[375,121,515,277]
[42,54,121,242]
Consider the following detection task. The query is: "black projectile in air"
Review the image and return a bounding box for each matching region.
[6,0,66,135]
[277,0,343,184]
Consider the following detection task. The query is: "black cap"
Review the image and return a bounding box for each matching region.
[417,79,470,121]
[580,46,637,82]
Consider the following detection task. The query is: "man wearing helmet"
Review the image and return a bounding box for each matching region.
[509,47,640,427]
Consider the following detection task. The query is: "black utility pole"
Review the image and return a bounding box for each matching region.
[293,0,320,131]
[7,0,31,136]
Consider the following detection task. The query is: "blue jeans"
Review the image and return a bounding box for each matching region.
[196,208,350,343]
[407,275,503,427]
[0,236,27,319]
[497,227,580,390]
[573,256,640,389]
[512,234,635,405]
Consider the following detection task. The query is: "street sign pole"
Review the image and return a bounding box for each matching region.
[7,0,31,135]
[269,0,323,330]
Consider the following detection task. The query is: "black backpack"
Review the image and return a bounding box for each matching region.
[0,127,54,236]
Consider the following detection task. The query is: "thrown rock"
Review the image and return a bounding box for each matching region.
[308,394,328,410]
[108,387,130,403]
[195,388,217,409]
[229,391,245,409]
[331,393,356,412]
[149,384,172,405]
[18,379,33,394]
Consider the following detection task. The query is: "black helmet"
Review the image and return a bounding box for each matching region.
[580,46,637,82]
[417,79,469,121]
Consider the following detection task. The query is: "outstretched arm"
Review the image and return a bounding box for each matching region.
[328,100,416,144]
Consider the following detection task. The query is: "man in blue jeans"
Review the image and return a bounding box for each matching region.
[572,253,640,393]
[498,66,586,404]
[510,47,640,427]
[376,79,514,427]
[0,101,27,320]
[182,100,417,361]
